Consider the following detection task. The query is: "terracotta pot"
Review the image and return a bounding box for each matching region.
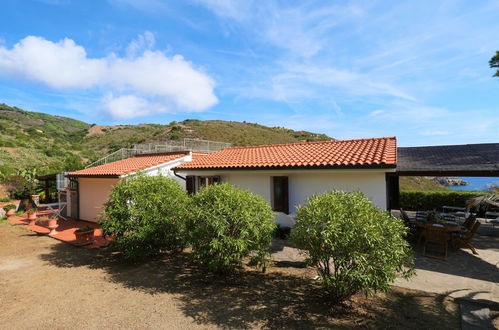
[75,229,95,244]
[27,212,37,225]
[47,218,57,227]
[6,209,15,217]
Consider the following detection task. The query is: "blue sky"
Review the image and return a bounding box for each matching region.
[0,0,498,146]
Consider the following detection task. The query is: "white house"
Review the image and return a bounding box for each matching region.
[66,137,397,225]
[67,151,197,222]
[174,137,397,227]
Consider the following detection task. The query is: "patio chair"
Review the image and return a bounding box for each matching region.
[491,218,499,229]
[454,222,481,255]
[462,214,477,231]
[423,224,450,261]
[400,208,418,240]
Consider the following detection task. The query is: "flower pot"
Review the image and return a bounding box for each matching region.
[27,212,37,226]
[75,229,95,245]
[47,218,57,227]
[46,218,59,236]
[6,209,15,217]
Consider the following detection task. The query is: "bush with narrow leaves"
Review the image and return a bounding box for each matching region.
[291,190,414,302]
[100,175,189,261]
[188,183,275,273]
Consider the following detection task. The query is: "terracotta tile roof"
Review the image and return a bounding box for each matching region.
[175,137,397,170]
[68,153,189,177]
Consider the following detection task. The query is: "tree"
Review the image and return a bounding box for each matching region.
[290,190,415,302]
[490,51,499,77]
[100,175,189,261]
[188,183,275,273]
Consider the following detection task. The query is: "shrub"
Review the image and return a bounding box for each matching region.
[291,190,414,302]
[100,175,189,261]
[2,204,17,212]
[400,190,483,211]
[4,174,39,199]
[188,183,275,273]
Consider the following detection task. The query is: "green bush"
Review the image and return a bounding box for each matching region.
[188,183,275,273]
[2,204,17,212]
[400,190,483,210]
[100,175,189,261]
[291,191,414,302]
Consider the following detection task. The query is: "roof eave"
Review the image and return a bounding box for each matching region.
[66,174,121,179]
[175,163,397,171]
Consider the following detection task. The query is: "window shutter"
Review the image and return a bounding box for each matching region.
[186,175,195,195]
[282,176,289,214]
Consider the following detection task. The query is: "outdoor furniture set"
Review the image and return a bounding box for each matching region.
[400,209,480,261]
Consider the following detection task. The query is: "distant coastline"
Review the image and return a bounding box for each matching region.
[433,177,468,187]
[447,177,499,192]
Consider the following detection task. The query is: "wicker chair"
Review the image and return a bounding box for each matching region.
[454,222,481,255]
[423,224,450,260]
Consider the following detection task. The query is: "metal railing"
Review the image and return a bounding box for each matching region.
[85,138,231,168]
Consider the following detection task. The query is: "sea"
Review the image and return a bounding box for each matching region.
[448,177,499,192]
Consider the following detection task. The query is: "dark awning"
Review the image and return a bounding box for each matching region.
[395,143,499,176]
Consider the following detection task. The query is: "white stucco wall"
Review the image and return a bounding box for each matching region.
[177,169,391,227]
[78,178,120,222]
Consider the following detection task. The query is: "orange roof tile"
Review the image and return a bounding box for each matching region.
[68,153,189,177]
[175,137,397,170]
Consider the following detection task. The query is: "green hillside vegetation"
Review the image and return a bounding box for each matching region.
[0,104,331,178]
[0,103,452,193]
[399,177,449,191]
[0,103,92,178]
[84,119,332,155]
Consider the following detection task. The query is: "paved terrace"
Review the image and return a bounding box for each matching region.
[272,220,499,305]
[8,210,110,249]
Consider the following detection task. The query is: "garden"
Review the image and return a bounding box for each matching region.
[2,175,496,328]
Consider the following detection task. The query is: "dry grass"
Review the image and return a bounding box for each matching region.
[0,222,461,329]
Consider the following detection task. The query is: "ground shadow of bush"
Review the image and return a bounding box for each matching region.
[39,243,460,329]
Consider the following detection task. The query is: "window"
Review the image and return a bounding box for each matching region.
[272,176,289,214]
[186,175,221,195]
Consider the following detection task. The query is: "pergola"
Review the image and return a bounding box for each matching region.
[387,143,499,209]
[37,173,57,204]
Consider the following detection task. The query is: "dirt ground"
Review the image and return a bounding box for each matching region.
[0,222,463,329]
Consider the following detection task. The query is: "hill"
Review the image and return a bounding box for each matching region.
[0,103,331,178]
[0,103,449,192]
[399,177,449,191]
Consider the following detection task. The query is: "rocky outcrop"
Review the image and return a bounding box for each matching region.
[432,177,468,186]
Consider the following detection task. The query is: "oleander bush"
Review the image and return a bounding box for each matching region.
[291,190,415,302]
[188,183,275,274]
[100,175,189,261]
[400,190,483,211]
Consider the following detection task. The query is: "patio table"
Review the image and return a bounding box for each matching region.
[416,221,463,245]
[416,221,462,232]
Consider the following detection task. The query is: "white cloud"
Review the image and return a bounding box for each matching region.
[103,94,162,119]
[0,34,218,119]
[126,30,155,57]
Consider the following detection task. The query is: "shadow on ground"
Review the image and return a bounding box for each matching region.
[410,230,499,284]
[39,241,460,329]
